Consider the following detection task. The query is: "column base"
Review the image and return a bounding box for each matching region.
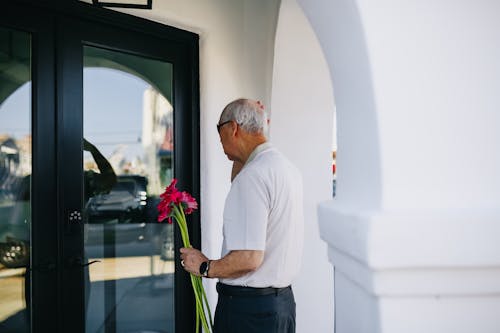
[318,201,500,333]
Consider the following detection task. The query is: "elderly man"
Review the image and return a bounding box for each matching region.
[180,98,304,332]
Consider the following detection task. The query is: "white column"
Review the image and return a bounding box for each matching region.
[298,0,500,332]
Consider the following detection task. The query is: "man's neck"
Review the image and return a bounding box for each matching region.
[238,135,267,165]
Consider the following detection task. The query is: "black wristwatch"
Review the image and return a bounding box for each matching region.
[199,260,210,277]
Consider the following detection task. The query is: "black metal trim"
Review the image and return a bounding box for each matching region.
[57,16,87,333]
[10,0,195,43]
[1,4,60,332]
[92,0,152,9]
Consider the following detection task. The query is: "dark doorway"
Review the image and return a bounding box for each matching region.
[0,2,200,332]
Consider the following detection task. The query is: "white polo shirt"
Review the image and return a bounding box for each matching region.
[220,143,304,288]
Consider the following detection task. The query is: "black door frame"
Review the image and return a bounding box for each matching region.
[2,2,200,332]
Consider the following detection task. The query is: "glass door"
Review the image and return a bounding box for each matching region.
[58,14,200,333]
[82,45,175,333]
[1,2,199,332]
[0,26,32,333]
[0,8,58,331]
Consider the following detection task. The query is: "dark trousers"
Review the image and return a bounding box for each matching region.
[214,283,296,333]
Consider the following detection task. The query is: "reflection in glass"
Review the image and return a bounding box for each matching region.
[0,27,31,332]
[83,46,174,333]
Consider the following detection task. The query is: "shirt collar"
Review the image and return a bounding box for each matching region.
[244,142,273,167]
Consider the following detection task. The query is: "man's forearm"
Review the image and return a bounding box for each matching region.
[208,250,264,279]
[179,247,263,278]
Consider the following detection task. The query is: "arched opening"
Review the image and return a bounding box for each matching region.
[271,0,337,331]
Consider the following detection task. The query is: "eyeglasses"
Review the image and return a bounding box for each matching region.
[216,120,233,133]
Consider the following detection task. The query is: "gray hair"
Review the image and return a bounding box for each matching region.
[220,98,268,134]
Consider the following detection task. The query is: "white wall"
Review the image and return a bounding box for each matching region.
[114,1,337,330]
[296,0,500,215]
[271,0,335,331]
[137,2,279,310]
[358,0,500,212]
[297,0,500,332]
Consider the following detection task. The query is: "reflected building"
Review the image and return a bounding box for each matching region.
[15,136,31,177]
[0,135,30,194]
[141,87,173,196]
[0,136,19,193]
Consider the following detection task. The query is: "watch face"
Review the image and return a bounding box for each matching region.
[199,261,208,275]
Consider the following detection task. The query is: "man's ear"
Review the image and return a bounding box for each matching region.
[231,121,239,137]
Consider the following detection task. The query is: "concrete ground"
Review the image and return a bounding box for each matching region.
[0,257,175,333]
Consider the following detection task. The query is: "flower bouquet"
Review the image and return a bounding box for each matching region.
[157,179,213,333]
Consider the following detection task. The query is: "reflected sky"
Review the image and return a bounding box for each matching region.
[84,67,149,160]
[0,82,30,139]
[0,68,149,160]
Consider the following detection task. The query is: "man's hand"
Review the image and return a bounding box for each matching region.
[180,247,209,276]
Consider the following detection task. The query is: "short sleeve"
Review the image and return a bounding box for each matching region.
[222,170,269,251]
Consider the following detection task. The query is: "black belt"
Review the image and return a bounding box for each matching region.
[216,282,291,297]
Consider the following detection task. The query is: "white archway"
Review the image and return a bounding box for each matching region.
[270,0,335,331]
[297,0,500,332]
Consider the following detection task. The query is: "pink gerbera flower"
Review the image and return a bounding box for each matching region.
[157,178,198,223]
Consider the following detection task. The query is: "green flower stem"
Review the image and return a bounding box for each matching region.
[191,275,210,332]
[197,278,212,331]
[173,203,214,333]
[201,280,214,328]
[172,206,190,247]
[194,275,213,328]
[195,278,200,333]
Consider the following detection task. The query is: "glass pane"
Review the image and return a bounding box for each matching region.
[83,46,174,333]
[0,27,32,332]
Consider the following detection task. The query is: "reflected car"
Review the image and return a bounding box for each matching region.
[87,175,147,222]
[84,175,174,260]
[0,175,174,268]
[0,176,30,268]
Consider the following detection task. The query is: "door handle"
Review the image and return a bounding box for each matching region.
[65,209,83,234]
[64,256,100,269]
[68,210,82,223]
